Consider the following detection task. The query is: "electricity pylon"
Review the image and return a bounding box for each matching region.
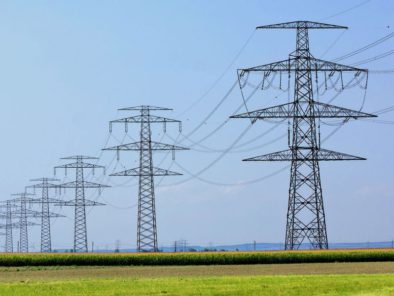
[10,193,35,253]
[0,201,39,253]
[0,201,14,252]
[5,201,12,252]
[54,155,108,252]
[3,201,15,252]
[231,21,376,250]
[0,222,38,253]
[8,192,55,253]
[104,105,188,252]
[26,178,65,252]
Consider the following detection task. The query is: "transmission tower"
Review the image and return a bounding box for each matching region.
[7,193,52,252]
[0,201,40,253]
[25,178,66,252]
[231,21,376,250]
[4,201,15,252]
[104,105,188,252]
[10,193,34,253]
[0,202,14,252]
[54,155,108,252]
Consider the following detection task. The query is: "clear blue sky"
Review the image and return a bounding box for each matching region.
[0,0,393,250]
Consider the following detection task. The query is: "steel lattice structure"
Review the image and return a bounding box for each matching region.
[11,193,33,253]
[0,201,15,252]
[5,201,13,253]
[231,21,376,250]
[26,178,65,252]
[0,201,39,253]
[54,156,108,252]
[9,193,47,252]
[105,105,188,252]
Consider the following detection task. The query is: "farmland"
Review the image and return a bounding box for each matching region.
[1,250,394,295]
[1,273,394,295]
[2,248,394,266]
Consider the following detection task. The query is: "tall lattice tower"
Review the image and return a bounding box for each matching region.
[11,193,34,253]
[9,193,50,252]
[5,201,13,252]
[231,21,376,250]
[26,178,65,252]
[0,201,39,253]
[104,105,188,252]
[55,156,108,252]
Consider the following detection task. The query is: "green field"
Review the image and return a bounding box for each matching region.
[2,249,394,266]
[1,250,394,295]
[2,273,394,296]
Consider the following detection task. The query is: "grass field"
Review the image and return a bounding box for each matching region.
[2,250,394,295]
[1,274,394,295]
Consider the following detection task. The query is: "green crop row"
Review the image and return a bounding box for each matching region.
[1,249,394,267]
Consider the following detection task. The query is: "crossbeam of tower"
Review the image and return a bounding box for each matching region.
[231,21,376,250]
[25,178,66,252]
[54,156,108,252]
[104,105,188,252]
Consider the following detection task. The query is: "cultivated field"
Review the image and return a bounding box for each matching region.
[1,248,394,266]
[1,249,394,295]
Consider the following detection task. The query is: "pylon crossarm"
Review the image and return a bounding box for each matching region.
[30,177,60,182]
[56,199,105,207]
[110,167,182,176]
[27,183,61,189]
[60,181,111,188]
[7,196,36,204]
[119,105,173,112]
[313,58,367,72]
[243,148,366,161]
[25,197,68,204]
[24,209,65,218]
[103,141,189,151]
[61,155,98,160]
[231,101,376,120]
[256,21,347,30]
[11,193,34,197]
[0,221,39,229]
[110,115,180,124]
[239,57,366,75]
[55,162,105,169]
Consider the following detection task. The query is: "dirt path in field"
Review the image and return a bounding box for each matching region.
[0,262,394,282]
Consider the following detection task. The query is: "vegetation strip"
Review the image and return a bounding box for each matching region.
[1,249,394,266]
[1,274,394,296]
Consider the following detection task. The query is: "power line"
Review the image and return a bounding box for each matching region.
[177,30,256,118]
[352,49,394,66]
[158,123,254,188]
[332,32,394,62]
[321,0,371,21]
